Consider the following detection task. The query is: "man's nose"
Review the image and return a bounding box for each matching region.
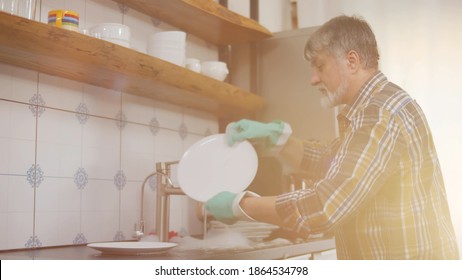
[310,73,321,86]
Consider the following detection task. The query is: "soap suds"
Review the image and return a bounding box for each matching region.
[171,230,253,251]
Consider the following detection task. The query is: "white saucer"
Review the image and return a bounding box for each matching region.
[87,242,177,255]
[177,134,258,202]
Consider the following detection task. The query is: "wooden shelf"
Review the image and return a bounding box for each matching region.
[0,13,265,118]
[112,0,272,45]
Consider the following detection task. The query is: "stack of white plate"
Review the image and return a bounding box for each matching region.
[209,220,279,242]
[147,31,186,66]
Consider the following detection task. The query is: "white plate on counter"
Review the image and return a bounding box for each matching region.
[177,133,258,202]
[87,242,177,255]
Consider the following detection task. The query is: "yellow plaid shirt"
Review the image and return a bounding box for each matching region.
[275,72,459,259]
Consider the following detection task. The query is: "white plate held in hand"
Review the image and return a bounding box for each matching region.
[177,134,258,202]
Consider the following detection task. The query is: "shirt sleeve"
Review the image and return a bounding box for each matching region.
[299,138,340,181]
[275,105,404,234]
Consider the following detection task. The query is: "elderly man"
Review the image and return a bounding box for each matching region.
[205,15,459,260]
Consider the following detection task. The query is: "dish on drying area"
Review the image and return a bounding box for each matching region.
[177,134,258,202]
[87,242,177,255]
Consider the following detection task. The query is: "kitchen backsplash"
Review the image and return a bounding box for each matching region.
[0,0,220,250]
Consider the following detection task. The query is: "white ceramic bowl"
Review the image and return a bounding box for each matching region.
[201,61,229,81]
[90,23,130,41]
[185,58,201,73]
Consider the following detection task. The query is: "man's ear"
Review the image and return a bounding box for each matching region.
[346,50,361,73]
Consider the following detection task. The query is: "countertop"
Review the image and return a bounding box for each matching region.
[0,238,335,260]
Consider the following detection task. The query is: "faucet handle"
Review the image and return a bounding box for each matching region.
[134,230,144,239]
[133,222,144,239]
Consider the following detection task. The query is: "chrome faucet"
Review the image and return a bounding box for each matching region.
[134,161,185,242]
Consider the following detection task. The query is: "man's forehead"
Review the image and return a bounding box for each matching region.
[310,51,329,65]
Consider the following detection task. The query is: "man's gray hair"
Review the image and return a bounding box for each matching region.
[304,15,380,69]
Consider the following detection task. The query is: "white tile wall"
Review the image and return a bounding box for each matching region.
[0,66,37,104]
[0,0,219,250]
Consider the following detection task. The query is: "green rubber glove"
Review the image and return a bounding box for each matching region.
[205,191,237,225]
[225,119,285,146]
[205,191,260,225]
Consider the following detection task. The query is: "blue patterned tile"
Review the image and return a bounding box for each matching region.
[179,122,188,139]
[113,230,125,241]
[26,164,44,188]
[75,102,89,125]
[74,168,88,190]
[28,93,46,117]
[114,170,126,190]
[149,117,160,135]
[73,233,87,244]
[115,110,127,130]
[25,235,42,248]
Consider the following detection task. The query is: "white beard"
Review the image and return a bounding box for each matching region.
[319,76,349,109]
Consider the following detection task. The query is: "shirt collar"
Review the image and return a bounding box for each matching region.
[338,71,388,121]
